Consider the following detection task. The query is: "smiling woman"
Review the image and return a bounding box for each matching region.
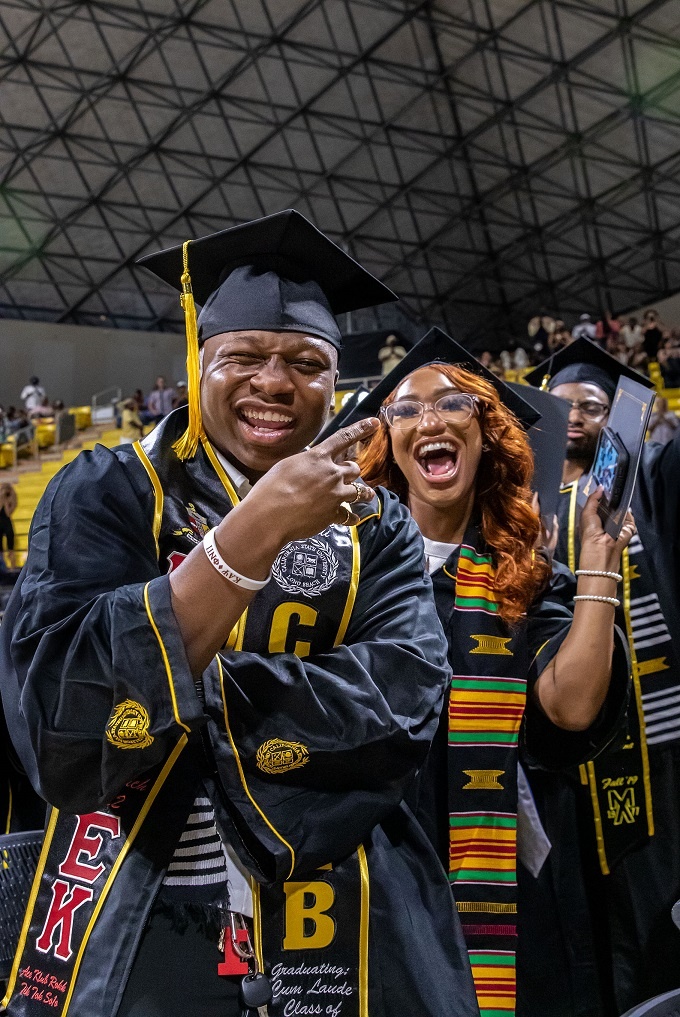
[356,327,635,1017]
[360,361,546,626]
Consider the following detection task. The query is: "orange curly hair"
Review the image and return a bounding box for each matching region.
[357,363,551,626]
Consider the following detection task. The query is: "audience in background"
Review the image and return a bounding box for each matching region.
[19,376,45,414]
[621,315,643,350]
[119,398,144,445]
[172,380,188,409]
[146,375,175,422]
[642,308,664,359]
[658,333,680,388]
[0,481,16,569]
[29,396,54,419]
[648,395,680,445]
[378,333,407,375]
[571,312,598,341]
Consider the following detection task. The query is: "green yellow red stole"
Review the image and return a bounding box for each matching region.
[432,527,530,1017]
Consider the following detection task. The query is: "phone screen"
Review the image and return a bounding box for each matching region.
[592,431,621,503]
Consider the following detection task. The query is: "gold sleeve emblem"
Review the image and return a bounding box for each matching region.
[256,739,309,775]
[105,699,154,750]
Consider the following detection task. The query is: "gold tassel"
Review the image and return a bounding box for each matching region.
[539,372,551,392]
[172,240,204,460]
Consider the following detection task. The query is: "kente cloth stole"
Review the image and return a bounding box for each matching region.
[151,437,369,1017]
[440,532,526,1017]
[561,482,676,874]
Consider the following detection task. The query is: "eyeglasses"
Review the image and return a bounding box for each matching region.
[559,398,610,421]
[382,393,478,429]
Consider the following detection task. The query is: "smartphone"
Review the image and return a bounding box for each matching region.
[591,427,630,511]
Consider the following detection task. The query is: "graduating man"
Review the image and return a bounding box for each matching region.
[0,211,478,1017]
[517,339,680,1016]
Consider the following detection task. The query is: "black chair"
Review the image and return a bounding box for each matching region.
[621,989,680,1016]
[0,830,42,981]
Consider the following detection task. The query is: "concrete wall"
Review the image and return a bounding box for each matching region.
[0,319,186,410]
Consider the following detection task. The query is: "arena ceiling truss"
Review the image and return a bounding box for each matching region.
[2,0,680,344]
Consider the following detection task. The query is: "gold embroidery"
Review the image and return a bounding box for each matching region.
[456,902,517,914]
[463,769,505,790]
[105,700,154,750]
[628,564,641,580]
[469,634,513,655]
[637,657,669,676]
[256,739,309,776]
[606,787,640,825]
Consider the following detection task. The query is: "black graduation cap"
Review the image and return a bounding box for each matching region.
[507,382,570,526]
[524,337,653,402]
[315,326,540,443]
[137,209,397,350]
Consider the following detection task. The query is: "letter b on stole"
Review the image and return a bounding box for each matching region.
[282,880,336,950]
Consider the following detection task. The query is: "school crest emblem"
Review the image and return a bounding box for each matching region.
[105,699,154,750]
[256,739,310,775]
[272,537,339,597]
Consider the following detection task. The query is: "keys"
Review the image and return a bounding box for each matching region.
[240,970,273,1016]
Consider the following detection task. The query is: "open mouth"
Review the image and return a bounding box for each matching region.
[415,440,460,483]
[238,406,295,441]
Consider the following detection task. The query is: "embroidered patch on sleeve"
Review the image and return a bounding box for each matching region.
[105,699,154,750]
[256,739,309,775]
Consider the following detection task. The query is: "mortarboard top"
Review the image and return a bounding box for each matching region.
[507,382,570,525]
[524,337,653,403]
[137,209,397,351]
[315,326,540,443]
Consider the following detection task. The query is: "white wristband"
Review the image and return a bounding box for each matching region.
[203,527,270,591]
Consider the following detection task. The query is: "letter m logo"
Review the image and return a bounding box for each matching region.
[606,787,640,826]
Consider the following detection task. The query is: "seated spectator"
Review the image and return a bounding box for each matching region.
[548,327,573,353]
[7,410,35,448]
[642,308,664,360]
[19,375,45,414]
[648,395,679,445]
[478,350,495,369]
[620,315,643,349]
[571,313,598,341]
[0,481,17,569]
[513,344,530,369]
[657,334,680,387]
[172,380,188,409]
[596,311,621,347]
[29,396,54,419]
[146,375,175,422]
[119,398,144,445]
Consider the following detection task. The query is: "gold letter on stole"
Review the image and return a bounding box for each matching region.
[282,880,336,950]
[268,603,319,658]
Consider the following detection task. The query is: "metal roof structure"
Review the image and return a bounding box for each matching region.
[2,0,680,345]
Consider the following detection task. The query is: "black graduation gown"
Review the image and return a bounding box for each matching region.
[518,428,680,1017]
[407,530,628,1017]
[0,411,478,1017]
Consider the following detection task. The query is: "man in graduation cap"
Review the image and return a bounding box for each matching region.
[324,327,632,1017]
[515,338,680,1016]
[0,211,479,1017]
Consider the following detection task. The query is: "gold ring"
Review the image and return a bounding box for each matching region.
[349,481,363,505]
[339,502,352,526]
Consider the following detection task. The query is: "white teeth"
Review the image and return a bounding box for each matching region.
[242,409,293,424]
[418,441,456,456]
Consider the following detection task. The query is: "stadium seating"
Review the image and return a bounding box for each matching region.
[5,429,122,569]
